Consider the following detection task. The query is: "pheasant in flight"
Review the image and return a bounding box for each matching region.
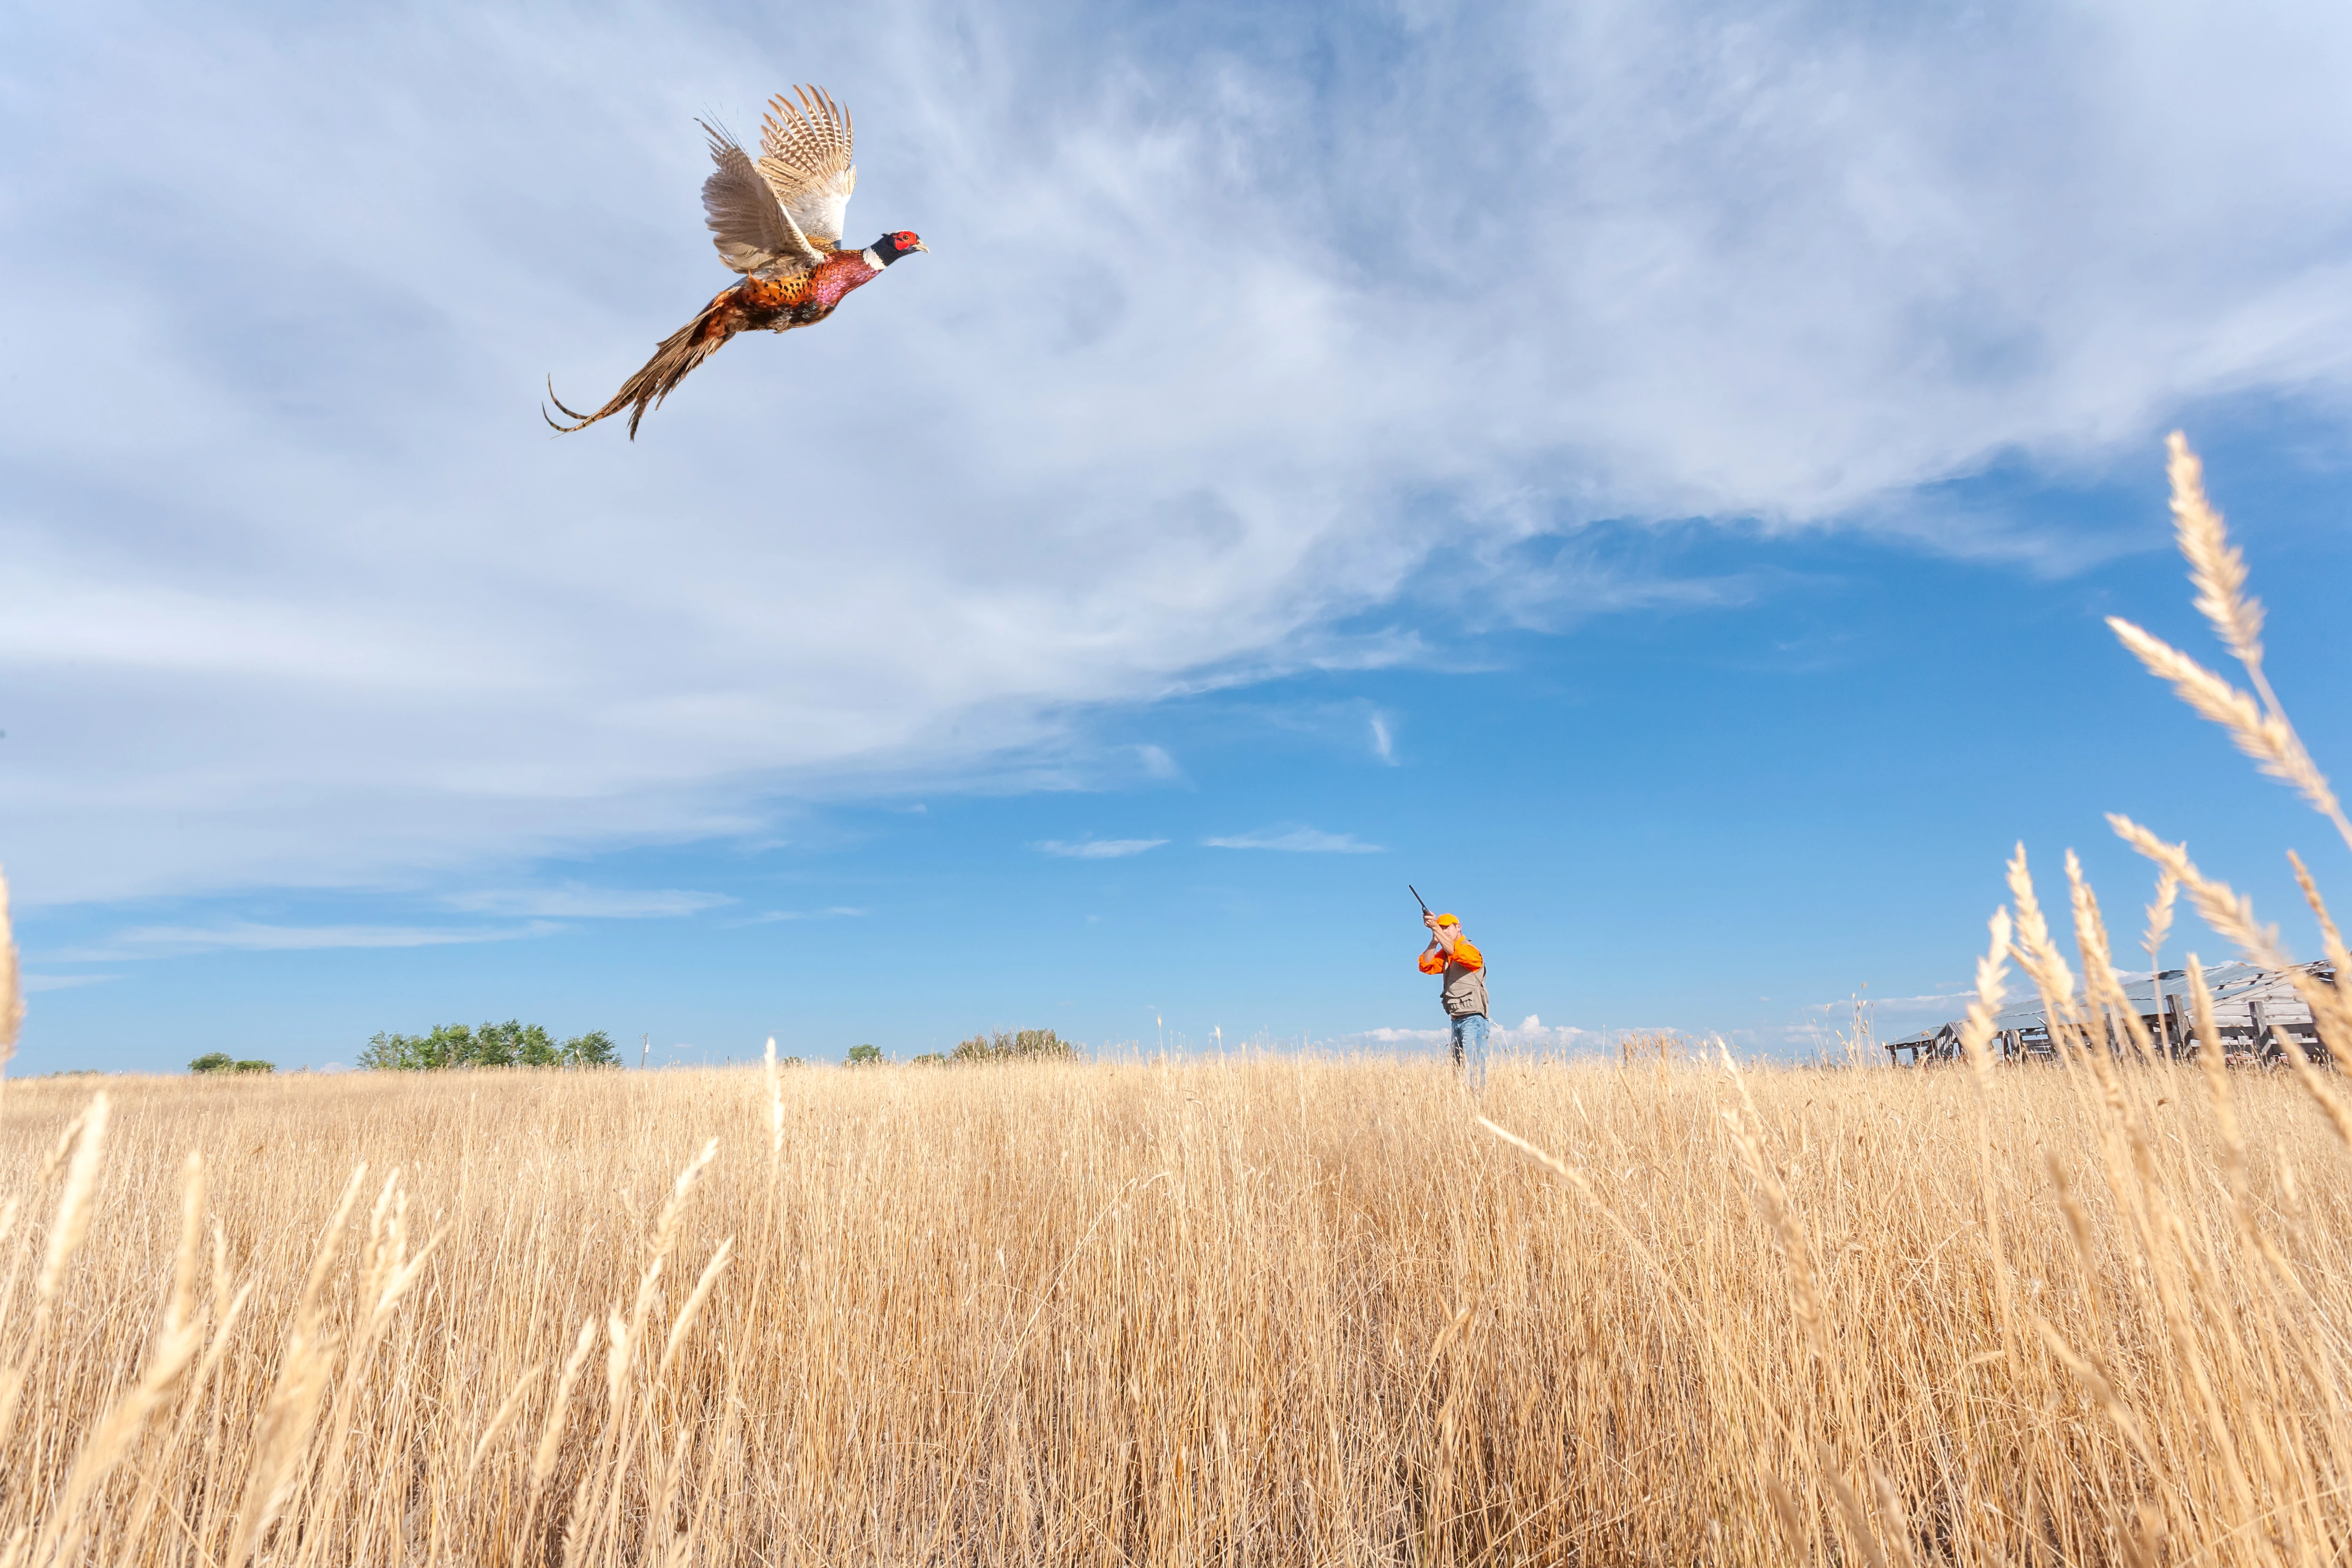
[547,85,926,438]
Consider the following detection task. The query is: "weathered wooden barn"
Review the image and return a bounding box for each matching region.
[1886,960,2336,1066]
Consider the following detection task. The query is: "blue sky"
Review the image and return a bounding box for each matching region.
[6,0,2351,1073]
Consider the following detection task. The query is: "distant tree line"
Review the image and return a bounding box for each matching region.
[189,1053,274,1074]
[906,1029,1075,1067]
[358,1021,618,1071]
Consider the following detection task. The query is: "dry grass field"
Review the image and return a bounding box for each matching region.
[2,1050,2352,1567]
[3,433,2349,1567]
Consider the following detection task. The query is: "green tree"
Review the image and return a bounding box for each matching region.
[191,1052,274,1073]
[844,1044,884,1067]
[561,1029,618,1067]
[359,1025,471,1070]
[359,1021,619,1070]
[949,1029,1076,1064]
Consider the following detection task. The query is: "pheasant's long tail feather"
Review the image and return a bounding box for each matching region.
[545,290,745,439]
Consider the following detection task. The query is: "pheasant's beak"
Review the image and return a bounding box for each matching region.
[914,240,930,253]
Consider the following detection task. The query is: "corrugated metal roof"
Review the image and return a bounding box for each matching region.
[1888,960,2334,1047]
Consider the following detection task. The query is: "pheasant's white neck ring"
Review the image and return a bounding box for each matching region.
[860,247,885,270]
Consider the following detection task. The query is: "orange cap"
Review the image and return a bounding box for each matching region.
[1436,912,1460,927]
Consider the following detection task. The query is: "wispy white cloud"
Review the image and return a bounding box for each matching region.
[735,907,869,924]
[4,0,2351,904]
[1368,712,1396,764]
[1032,838,1168,859]
[443,887,731,918]
[1203,827,1383,854]
[19,972,121,993]
[50,920,564,963]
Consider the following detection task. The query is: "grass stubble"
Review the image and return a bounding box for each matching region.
[2,436,2351,1566]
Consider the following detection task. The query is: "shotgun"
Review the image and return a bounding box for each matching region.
[1410,885,1430,917]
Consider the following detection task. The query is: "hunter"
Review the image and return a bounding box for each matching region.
[1418,911,1489,1080]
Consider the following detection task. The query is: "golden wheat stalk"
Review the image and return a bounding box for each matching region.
[226,1165,368,1568]
[2144,871,2179,1052]
[2029,1313,2155,1469]
[2108,817,2269,947]
[31,1151,210,1568]
[2068,849,2154,1058]
[1718,1048,1833,1355]
[1474,1107,1800,1453]
[573,1135,723,1567]
[300,1168,442,1546]
[508,1312,600,1568]
[2287,850,2352,984]
[1716,1045,1908,1561]
[2143,871,2178,968]
[1816,1443,1896,1568]
[531,1316,600,1489]
[2107,616,2336,818]
[659,1236,735,1377]
[0,866,22,1072]
[764,1036,785,1163]
[2168,432,2264,669]
[1956,908,2022,1369]
[2111,815,2352,1145]
[2109,434,2352,853]
[1957,907,2013,1080]
[2109,817,2326,1010]
[34,1094,106,1302]
[2004,844,2082,1035]
[465,1366,543,1481]
[2186,955,2245,1200]
[0,1095,112,1459]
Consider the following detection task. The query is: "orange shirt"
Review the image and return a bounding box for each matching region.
[1418,937,1484,975]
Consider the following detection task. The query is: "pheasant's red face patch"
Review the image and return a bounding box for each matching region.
[892,231,921,248]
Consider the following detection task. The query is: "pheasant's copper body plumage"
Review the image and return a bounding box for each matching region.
[547,85,926,438]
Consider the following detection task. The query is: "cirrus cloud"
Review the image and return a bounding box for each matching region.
[1032,838,1168,859]
[1203,828,1383,854]
[46,920,564,964]
[4,0,2350,907]
[442,887,732,918]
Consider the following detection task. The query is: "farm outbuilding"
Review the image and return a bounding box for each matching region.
[1886,960,2336,1067]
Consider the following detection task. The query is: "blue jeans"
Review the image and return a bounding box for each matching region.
[1451,1013,1490,1084]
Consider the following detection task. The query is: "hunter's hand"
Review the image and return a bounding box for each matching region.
[1423,911,1441,932]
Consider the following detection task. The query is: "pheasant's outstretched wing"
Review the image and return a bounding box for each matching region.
[701,122,822,275]
[757,85,857,251]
